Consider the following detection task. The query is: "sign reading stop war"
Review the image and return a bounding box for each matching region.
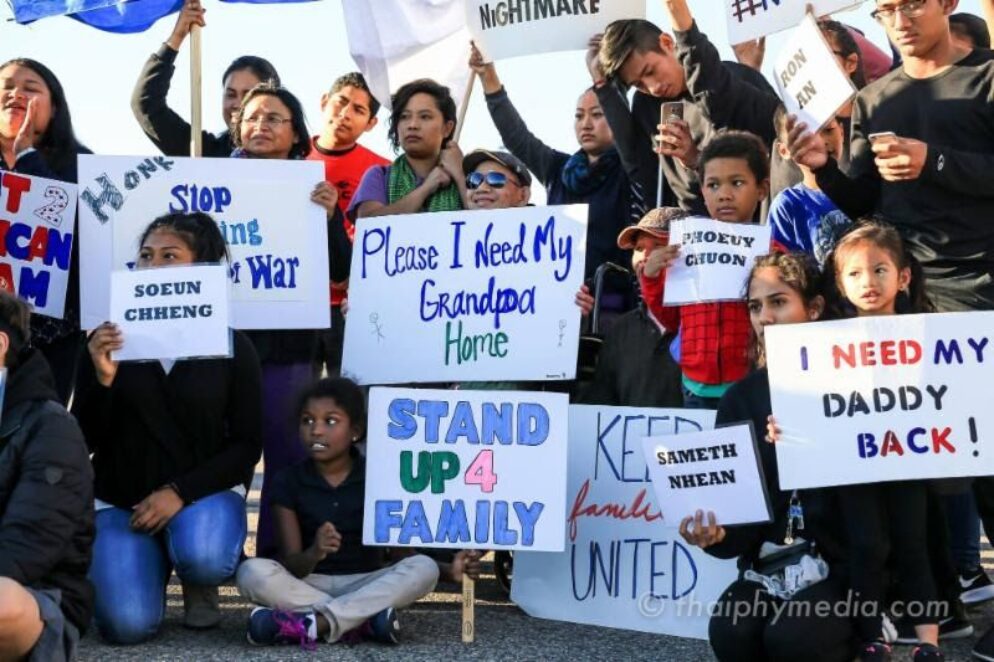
[363,387,569,551]
[774,13,856,131]
[0,171,77,319]
[725,0,864,45]
[467,0,644,61]
[77,155,329,331]
[767,312,994,490]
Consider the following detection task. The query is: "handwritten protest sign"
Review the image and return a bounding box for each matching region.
[513,405,738,639]
[343,205,586,385]
[0,171,77,319]
[110,264,230,361]
[77,155,329,330]
[363,387,568,551]
[642,423,771,526]
[663,217,770,305]
[767,312,994,490]
[467,0,644,61]
[725,0,864,45]
[774,13,856,131]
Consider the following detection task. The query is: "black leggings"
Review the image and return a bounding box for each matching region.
[709,577,854,662]
[840,481,939,641]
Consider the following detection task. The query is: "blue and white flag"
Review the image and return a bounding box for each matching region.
[12,0,313,33]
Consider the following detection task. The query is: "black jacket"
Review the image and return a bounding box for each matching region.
[131,44,233,158]
[707,369,848,577]
[0,349,94,631]
[74,331,262,507]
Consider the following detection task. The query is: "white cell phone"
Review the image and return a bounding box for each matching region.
[868,131,897,146]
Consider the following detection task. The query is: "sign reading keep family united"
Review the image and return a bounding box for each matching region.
[767,312,994,490]
[343,205,587,385]
[0,171,76,319]
[363,387,569,552]
[76,155,329,330]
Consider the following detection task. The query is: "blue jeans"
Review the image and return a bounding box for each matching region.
[945,490,982,574]
[89,491,247,644]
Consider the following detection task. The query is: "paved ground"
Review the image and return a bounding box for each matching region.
[76,469,994,661]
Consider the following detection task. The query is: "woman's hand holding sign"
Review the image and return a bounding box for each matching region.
[88,322,122,387]
[311,181,339,217]
[679,509,727,549]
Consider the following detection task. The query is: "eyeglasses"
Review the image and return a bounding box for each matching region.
[243,114,292,129]
[466,171,519,190]
[870,0,927,23]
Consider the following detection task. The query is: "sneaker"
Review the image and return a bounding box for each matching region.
[366,607,400,645]
[973,624,994,661]
[182,582,221,629]
[247,607,318,649]
[961,570,994,606]
[912,643,944,661]
[859,641,892,661]
[894,614,974,645]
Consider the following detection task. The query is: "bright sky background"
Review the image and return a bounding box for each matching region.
[1,0,985,202]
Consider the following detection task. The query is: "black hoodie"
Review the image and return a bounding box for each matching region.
[0,349,94,631]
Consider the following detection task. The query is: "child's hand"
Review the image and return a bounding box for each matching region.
[679,510,726,549]
[766,415,781,444]
[644,244,681,278]
[575,283,594,317]
[451,549,483,582]
[310,522,342,560]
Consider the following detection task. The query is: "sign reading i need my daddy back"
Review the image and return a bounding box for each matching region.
[77,155,329,330]
[663,217,770,305]
[363,387,569,552]
[767,312,994,490]
[0,171,77,319]
[343,205,587,385]
[467,0,645,61]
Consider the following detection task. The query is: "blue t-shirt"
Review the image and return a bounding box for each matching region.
[768,185,852,266]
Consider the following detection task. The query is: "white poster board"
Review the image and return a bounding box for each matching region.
[0,171,77,319]
[110,264,230,361]
[343,205,587,385]
[513,405,739,640]
[664,217,770,305]
[77,155,329,330]
[363,387,569,551]
[468,0,645,61]
[725,0,865,45]
[767,312,994,490]
[774,14,856,131]
[642,423,771,526]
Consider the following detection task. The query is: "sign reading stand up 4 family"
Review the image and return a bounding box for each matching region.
[344,205,587,385]
[363,387,569,551]
[77,155,329,330]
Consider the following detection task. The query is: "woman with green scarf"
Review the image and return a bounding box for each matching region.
[349,79,466,219]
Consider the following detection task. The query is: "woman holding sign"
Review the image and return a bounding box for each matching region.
[229,82,352,559]
[75,212,263,644]
[681,252,856,662]
[0,58,92,404]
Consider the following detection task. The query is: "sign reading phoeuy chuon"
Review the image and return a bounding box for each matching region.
[726,0,865,45]
[110,264,231,362]
[77,155,329,330]
[513,405,738,640]
[467,0,645,61]
[774,13,856,131]
[0,171,77,319]
[343,205,586,385]
[663,217,770,305]
[767,312,994,490]
[363,387,569,552]
[642,423,771,526]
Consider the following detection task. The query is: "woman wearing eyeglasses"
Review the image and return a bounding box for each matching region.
[230,83,352,560]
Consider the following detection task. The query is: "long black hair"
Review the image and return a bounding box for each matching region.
[231,83,311,160]
[0,58,88,177]
[138,211,229,263]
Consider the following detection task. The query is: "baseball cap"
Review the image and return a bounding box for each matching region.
[462,149,532,186]
[617,207,690,249]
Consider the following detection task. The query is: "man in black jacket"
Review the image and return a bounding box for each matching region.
[0,292,93,661]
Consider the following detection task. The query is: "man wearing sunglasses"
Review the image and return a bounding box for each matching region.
[462,149,532,210]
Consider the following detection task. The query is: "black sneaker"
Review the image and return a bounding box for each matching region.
[859,641,893,661]
[973,624,994,661]
[961,570,994,606]
[894,614,974,645]
[912,643,944,661]
[247,607,318,648]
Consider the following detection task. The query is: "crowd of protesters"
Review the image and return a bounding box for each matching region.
[3,0,994,660]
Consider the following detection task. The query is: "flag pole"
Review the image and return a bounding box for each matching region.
[454,71,476,144]
[190,23,204,157]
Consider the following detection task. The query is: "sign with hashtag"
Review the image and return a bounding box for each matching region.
[725,0,865,45]
[774,14,856,131]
